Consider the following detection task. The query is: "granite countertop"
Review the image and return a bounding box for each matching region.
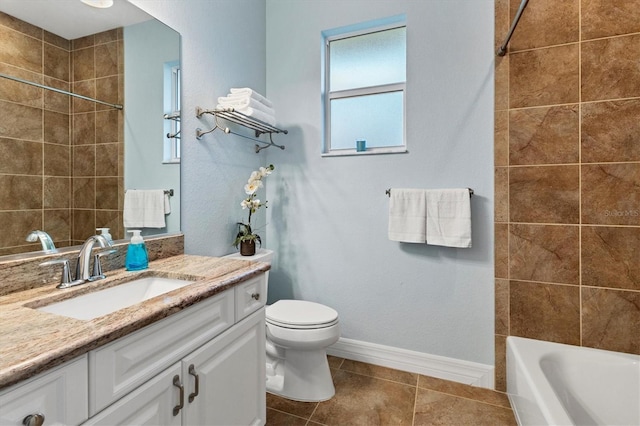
[0,254,270,390]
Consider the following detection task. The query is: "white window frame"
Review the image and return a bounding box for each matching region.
[323,22,407,157]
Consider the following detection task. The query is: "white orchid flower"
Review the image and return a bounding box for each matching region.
[244,182,259,195]
[240,199,251,209]
[259,166,272,177]
[249,171,261,182]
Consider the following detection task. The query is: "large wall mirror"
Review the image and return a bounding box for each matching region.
[0,0,181,257]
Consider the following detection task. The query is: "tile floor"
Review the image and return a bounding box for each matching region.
[266,356,517,426]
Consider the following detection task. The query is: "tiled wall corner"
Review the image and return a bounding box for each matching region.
[494,0,640,391]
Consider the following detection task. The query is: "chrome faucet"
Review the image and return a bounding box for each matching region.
[75,235,113,282]
[26,230,57,252]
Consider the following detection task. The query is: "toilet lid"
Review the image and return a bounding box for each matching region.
[266,300,339,329]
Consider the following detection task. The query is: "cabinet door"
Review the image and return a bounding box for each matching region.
[90,288,234,415]
[83,363,182,426]
[182,308,266,426]
[0,356,88,426]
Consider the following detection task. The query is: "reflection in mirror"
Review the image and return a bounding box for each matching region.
[0,0,180,257]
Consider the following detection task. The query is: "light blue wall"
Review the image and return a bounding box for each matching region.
[129,0,269,256]
[129,0,495,366]
[264,1,495,364]
[124,19,180,235]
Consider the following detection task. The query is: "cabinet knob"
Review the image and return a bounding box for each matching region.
[22,414,45,426]
[172,375,184,416]
[251,293,260,301]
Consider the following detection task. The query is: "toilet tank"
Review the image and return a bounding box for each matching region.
[223,249,273,292]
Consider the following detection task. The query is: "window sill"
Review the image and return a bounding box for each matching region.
[321,147,407,157]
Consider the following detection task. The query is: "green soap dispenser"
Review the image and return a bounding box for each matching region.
[125,230,148,271]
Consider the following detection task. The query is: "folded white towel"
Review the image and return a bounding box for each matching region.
[388,189,426,243]
[217,104,277,127]
[123,189,167,228]
[425,189,472,248]
[217,96,276,116]
[229,87,273,108]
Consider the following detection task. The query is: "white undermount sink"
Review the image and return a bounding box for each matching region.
[36,276,194,320]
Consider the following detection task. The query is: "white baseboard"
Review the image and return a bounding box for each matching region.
[327,337,494,389]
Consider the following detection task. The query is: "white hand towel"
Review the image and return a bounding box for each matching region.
[229,87,274,108]
[388,189,427,243]
[425,189,472,248]
[123,190,167,228]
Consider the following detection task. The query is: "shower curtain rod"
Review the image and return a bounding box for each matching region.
[0,72,123,110]
[496,0,529,56]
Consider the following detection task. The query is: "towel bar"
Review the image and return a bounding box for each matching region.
[126,189,174,196]
[385,188,474,197]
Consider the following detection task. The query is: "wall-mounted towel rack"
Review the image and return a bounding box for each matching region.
[126,189,174,196]
[163,113,181,139]
[195,106,288,153]
[385,188,474,197]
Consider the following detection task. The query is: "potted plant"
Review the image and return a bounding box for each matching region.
[233,164,275,256]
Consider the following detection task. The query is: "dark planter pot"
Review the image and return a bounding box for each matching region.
[240,240,256,256]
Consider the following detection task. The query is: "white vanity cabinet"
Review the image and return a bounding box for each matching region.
[0,356,89,426]
[85,309,266,426]
[85,273,267,426]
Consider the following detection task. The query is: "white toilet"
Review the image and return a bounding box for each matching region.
[224,249,340,402]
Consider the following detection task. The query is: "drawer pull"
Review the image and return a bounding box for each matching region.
[251,293,260,301]
[22,414,45,426]
[188,364,200,403]
[173,375,184,416]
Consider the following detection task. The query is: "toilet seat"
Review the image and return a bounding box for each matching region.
[266,300,339,329]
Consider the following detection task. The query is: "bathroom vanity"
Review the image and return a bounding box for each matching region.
[0,254,268,426]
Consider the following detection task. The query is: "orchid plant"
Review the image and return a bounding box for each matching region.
[233,164,275,249]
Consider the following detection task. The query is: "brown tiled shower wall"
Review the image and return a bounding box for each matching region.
[0,12,124,255]
[494,0,640,391]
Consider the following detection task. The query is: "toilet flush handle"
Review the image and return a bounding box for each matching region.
[251,292,260,300]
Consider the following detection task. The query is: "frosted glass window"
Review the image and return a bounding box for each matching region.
[330,27,406,92]
[330,92,403,150]
[324,21,406,155]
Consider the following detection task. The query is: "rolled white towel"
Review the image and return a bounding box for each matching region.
[217,96,276,116]
[236,106,276,126]
[229,87,273,108]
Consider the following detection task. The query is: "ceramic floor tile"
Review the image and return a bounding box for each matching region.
[339,359,418,386]
[266,393,318,420]
[417,375,512,409]
[266,359,517,425]
[266,408,309,426]
[310,369,415,425]
[327,355,344,369]
[413,388,517,426]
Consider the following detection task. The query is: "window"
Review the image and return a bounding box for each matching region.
[163,61,181,163]
[323,19,406,155]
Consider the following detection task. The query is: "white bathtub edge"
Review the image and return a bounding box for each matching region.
[327,337,494,388]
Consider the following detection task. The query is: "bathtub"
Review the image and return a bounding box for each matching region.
[506,336,640,426]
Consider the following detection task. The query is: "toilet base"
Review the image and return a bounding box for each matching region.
[266,348,335,402]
